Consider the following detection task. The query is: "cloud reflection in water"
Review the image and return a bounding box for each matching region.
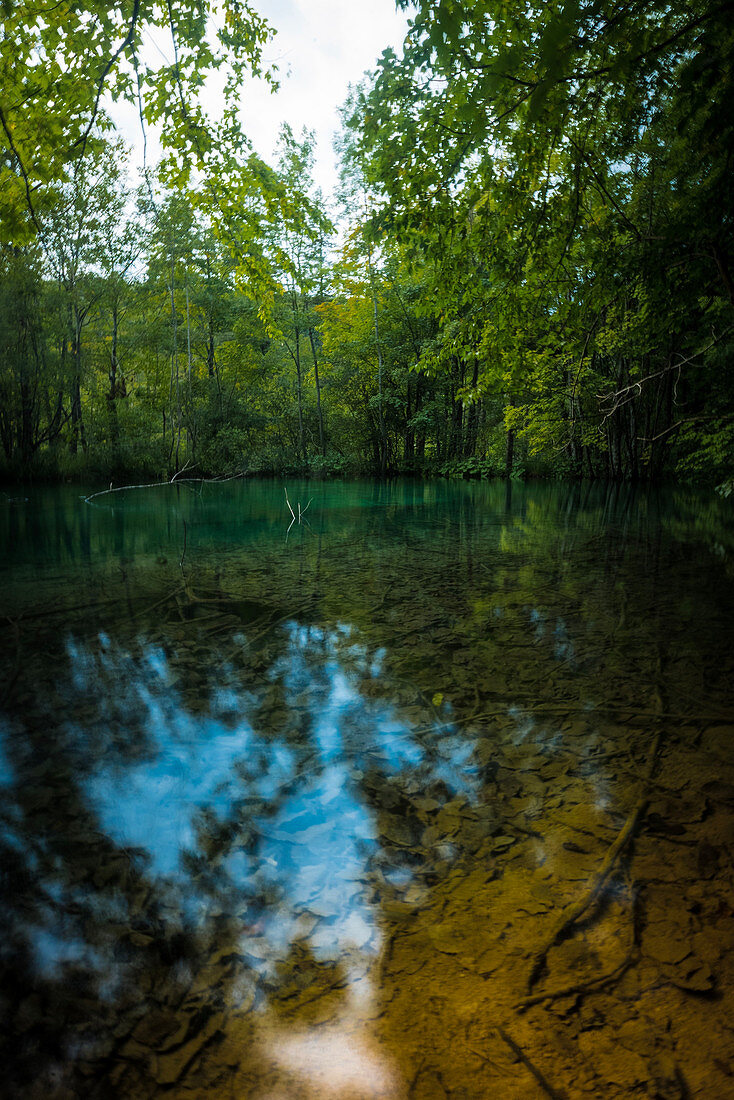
[70,618,445,983]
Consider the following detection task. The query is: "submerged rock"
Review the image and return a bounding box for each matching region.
[644,927,691,966]
[577,1032,649,1089]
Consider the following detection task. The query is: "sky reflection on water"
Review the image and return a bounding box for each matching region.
[62,616,471,989]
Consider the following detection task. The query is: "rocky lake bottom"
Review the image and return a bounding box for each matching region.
[1,479,732,1098]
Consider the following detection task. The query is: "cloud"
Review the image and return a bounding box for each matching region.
[107,1,411,201]
[235,0,412,196]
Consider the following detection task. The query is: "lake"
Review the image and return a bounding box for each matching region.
[1,478,733,1098]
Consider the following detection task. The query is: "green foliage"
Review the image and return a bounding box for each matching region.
[198,426,251,475]
[355,0,734,485]
[0,1,276,238]
[306,454,361,479]
[1,1,732,487]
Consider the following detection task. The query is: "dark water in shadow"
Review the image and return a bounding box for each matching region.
[1,479,733,1098]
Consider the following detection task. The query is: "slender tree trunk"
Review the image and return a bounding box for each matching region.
[294,326,305,462]
[404,371,414,463]
[185,278,193,455]
[207,314,216,378]
[70,307,85,455]
[466,358,480,457]
[108,301,120,444]
[308,326,325,457]
[365,245,387,477]
[614,421,623,480]
[372,291,387,475]
[566,368,581,475]
[286,288,307,463]
[505,426,515,477]
[70,374,83,454]
[169,235,180,469]
[414,372,425,461]
[186,281,192,384]
[605,423,615,478]
[504,394,515,477]
[584,445,596,479]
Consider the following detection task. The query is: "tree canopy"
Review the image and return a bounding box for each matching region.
[353,0,734,483]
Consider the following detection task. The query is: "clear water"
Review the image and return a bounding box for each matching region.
[1,479,733,1099]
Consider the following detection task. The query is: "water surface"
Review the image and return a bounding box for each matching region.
[1,479,733,1098]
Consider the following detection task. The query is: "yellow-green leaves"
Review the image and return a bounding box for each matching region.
[0,1,276,242]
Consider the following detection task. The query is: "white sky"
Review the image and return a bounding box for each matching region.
[110,0,412,204]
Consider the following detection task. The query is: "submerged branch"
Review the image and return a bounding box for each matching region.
[427,702,730,733]
[526,662,667,993]
[517,949,638,1011]
[490,1027,567,1100]
[526,724,662,993]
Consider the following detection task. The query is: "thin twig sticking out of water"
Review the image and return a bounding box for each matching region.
[284,488,313,537]
[285,488,295,525]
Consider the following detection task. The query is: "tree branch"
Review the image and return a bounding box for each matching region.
[598,329,731,415]
[0,103,41,233]
[72,0,141,158]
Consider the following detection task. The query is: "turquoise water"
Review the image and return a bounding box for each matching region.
[1,479,733,1098]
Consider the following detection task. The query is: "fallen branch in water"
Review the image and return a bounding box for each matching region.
[517,951,638,1012]
[84,479,177,503]
[472,1027,567,1099]
[243,600,316,647]
[83,461,196,503]
[526,678,665,993]
[450,702,729,727]
[129,586,182,620]
[82,464,249,505]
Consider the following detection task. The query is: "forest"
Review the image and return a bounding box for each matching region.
[1,0,732,489]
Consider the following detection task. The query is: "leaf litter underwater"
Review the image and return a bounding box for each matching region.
[0,478,733,1098]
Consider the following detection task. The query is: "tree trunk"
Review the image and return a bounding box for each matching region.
[294,326,305,462]
[108,301,120,444]
[504,394,515,477]
[365,245,387,477]
[169,237,181,470]
[505,426,515,477]
[308,326,325,457]
[70,307,85,454]
[466,358,480,457]
[371,290,387,476]
[185,278,194,455]
[404,371,414,463]
[207,314,216,377]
